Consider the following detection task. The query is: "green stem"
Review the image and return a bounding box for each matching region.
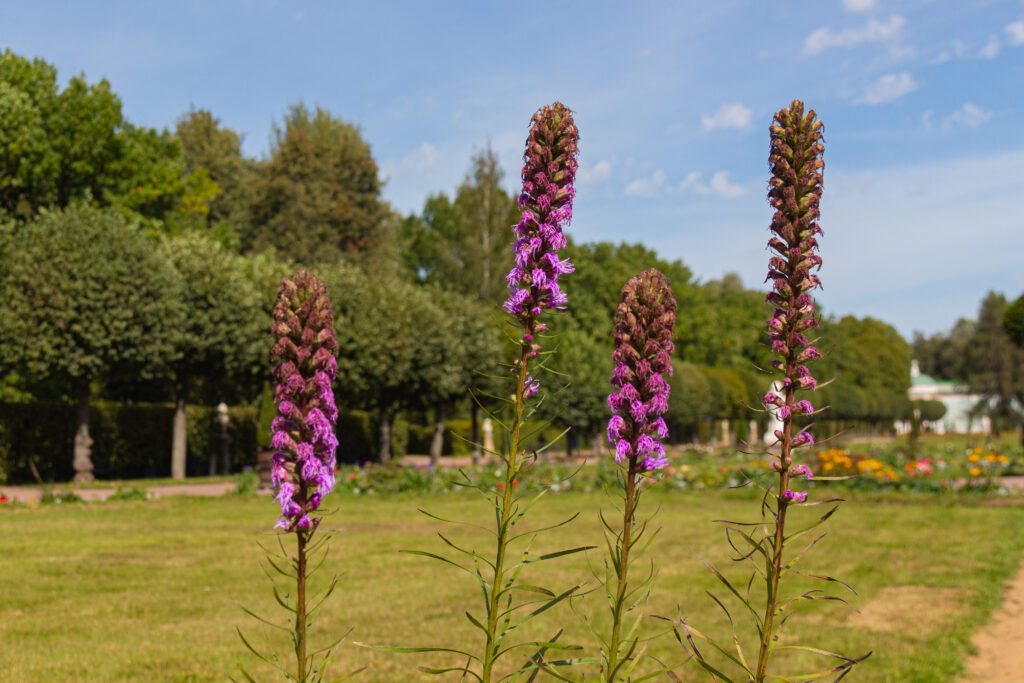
[296,500,309,680]
[480,342,532,683]
[605,456,639,681]
[754,384,794,683]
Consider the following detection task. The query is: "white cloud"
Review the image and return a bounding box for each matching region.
[820,149,1024,334]
[978,35,1001,59]
[805,15,905,54]
[379,142,455,212]
[854,72,917,105]
[578,159,612,184]
[843,0,877,12]
[625,169,666,197]
[943,103,992,129]
[389,142,440,172]
[701,103,753,131]
[680,171,748,199]
[1006,21,1024,46]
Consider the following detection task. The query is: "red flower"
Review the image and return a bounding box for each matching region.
[0,495,8,503]
[497,482,506,490]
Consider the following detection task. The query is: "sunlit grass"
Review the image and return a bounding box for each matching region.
[0,488,1021,681]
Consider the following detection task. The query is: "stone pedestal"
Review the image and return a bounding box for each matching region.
[483,418,495,458]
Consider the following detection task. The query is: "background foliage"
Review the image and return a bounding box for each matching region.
[0,48,1016,481]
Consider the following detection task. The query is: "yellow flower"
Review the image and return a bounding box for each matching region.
[969,467,982,477]
[968,454,981,463]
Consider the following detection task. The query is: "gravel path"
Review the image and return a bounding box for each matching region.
[961,563,1024,682]
[0,481,239,504]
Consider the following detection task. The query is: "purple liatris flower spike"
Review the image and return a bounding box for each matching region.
[269,270,339,532]
[680,103,868,683]
[600,268,677,676]
[503,102,579,344]
[781,489,808,503]
[790,463,814,479]
[606,269,677,473]
[765,100,825,504]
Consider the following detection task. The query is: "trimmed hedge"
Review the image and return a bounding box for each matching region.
[0,402,258,484]
[0,401,575,483]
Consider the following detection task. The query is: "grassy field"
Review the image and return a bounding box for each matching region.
[1,488,1022,682]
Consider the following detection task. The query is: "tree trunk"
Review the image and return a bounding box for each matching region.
[430,401,446,467]
[171,393,187,480]
[221,427,232,475]
[378,407,392,462]
[73,385,94,485]
[471,401,481,465]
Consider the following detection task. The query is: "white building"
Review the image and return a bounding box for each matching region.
[895,360,991,435]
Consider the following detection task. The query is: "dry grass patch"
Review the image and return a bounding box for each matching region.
[850,585,973,635]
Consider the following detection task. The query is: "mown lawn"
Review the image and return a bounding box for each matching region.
[1,488,1022,682]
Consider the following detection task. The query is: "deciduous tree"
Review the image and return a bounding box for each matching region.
[160,233,274,478]
[245,104,388,262]
[0,205,184,482]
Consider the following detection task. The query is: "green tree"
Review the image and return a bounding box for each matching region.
[667,361,711,443]
[160,233,274,478]
[911,318,975,381]
[245,104,387,262]
[174,108,253,232]
[679,273,770,368]
[0,50,118,217]
[323,264,441,460]
[966,292,1024,438]
[0,205,184,482]
[50,74,123,207]
[539,325,613,456]
[561,241,695,338]
[816,315,912,424]
[1003,294,1024,349]
[410,293,503,465]
[0,50,217,226]
[105,123,219,229]
[400,146,520,304]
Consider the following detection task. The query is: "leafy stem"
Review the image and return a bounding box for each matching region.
[480,339,531,682]
[754,383,794,682]
[604,453,639,681]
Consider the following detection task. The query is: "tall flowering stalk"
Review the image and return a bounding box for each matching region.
[238,269,348,682]
[601,269,676,681]
[671,101,869,681]
[397,103,589,682]
[483,100,583,682]
[754,101,828,680]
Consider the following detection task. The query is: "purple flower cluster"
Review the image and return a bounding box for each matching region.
[269,270,339,531]
[761,100,826,503]
[503,102,579,367]
[606,269,677,472]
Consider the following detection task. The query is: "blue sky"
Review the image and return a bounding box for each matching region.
[2,0,1023,337]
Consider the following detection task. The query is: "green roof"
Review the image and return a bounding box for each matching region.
[911,373,958,387]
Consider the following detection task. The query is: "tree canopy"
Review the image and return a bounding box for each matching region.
[245,104,388,262]
[0,204,184,390]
